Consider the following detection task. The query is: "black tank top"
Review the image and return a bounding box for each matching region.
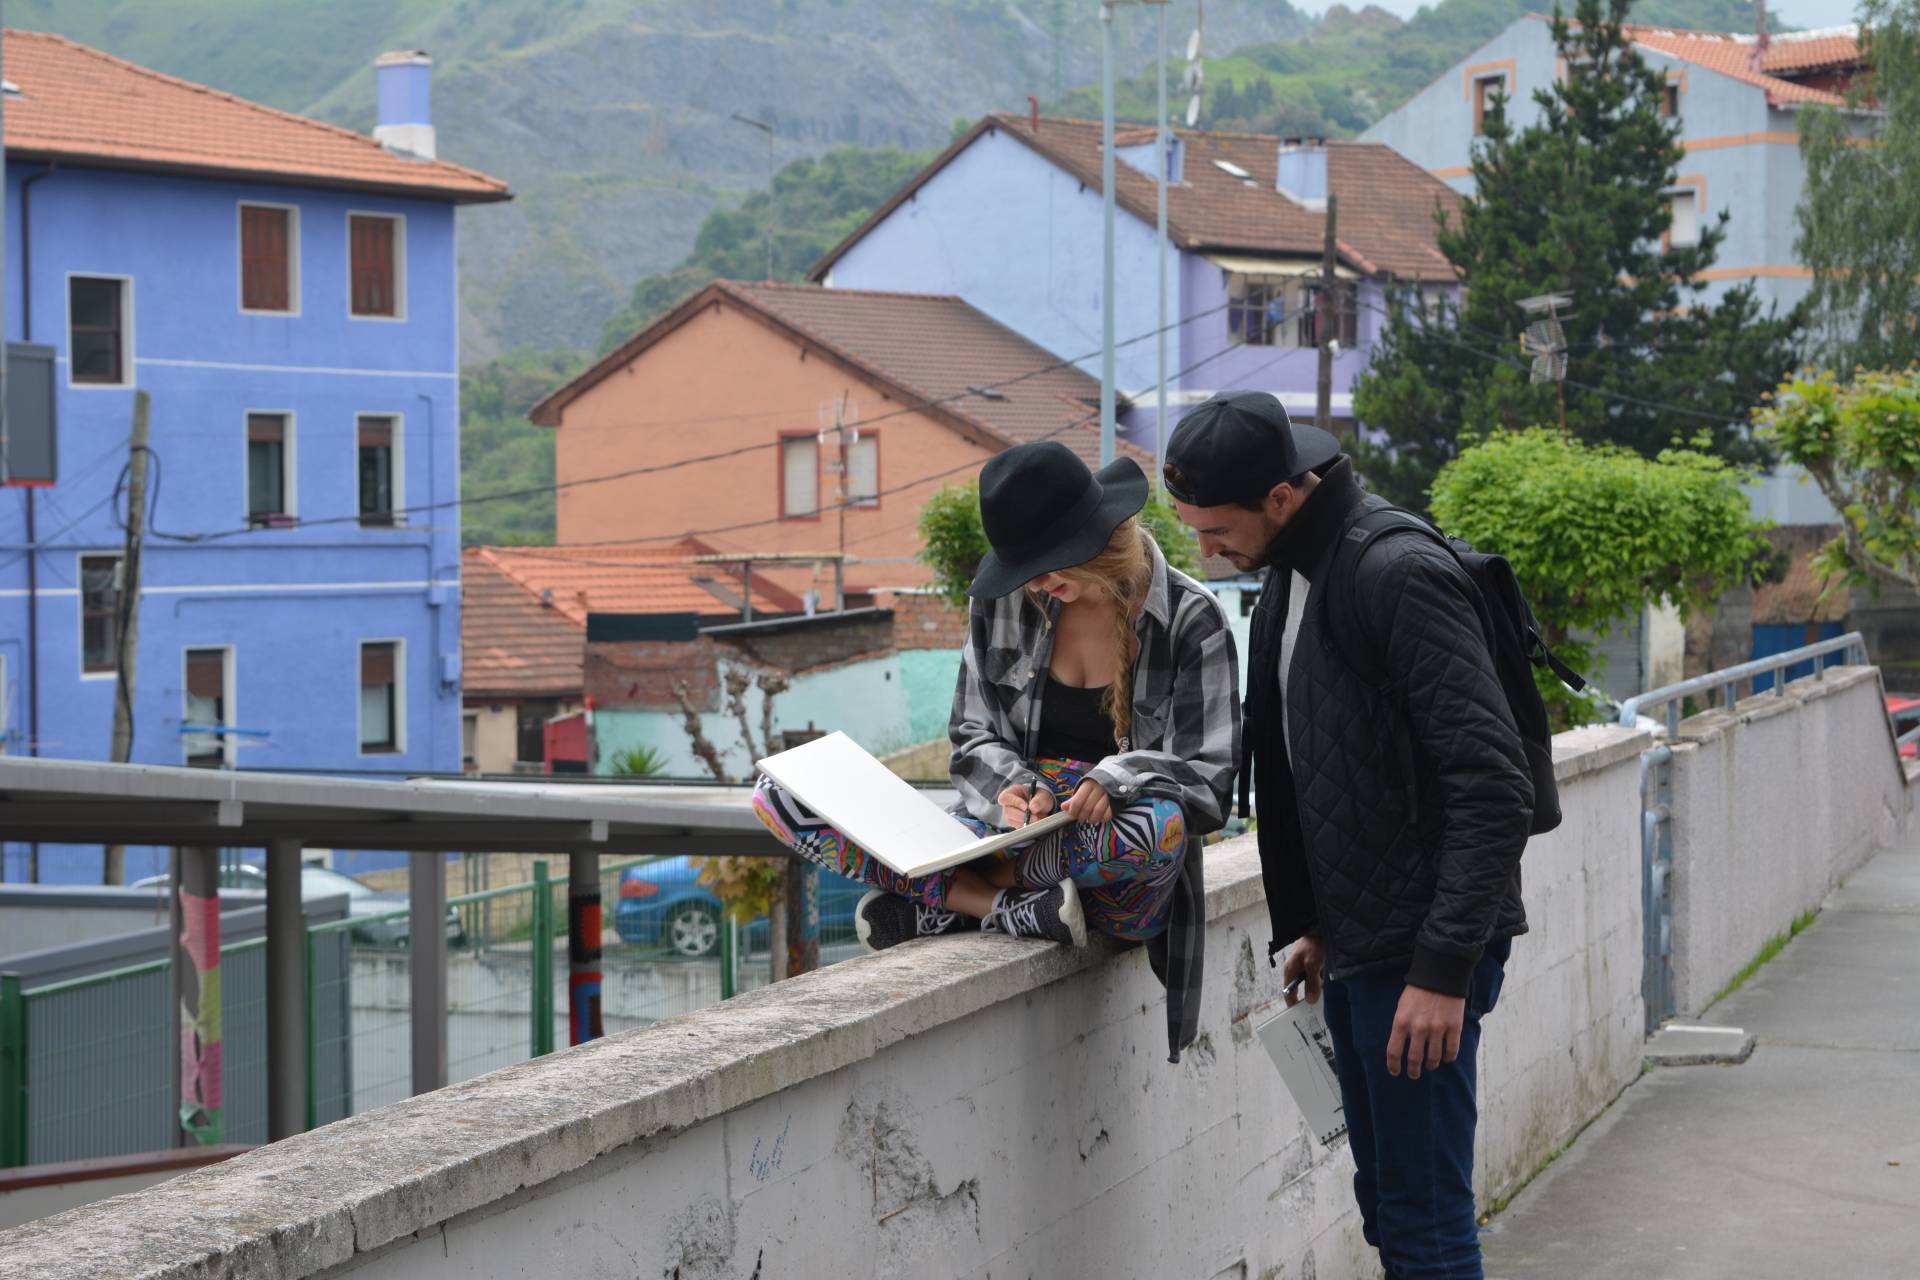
[1037,676,1118,764]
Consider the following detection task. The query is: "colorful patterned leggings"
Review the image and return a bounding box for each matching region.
[750,756,1186,941]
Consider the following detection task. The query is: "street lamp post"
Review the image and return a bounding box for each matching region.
[1096,1,1172,470]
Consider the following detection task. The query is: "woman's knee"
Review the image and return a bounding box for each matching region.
[1107,798,1187,864]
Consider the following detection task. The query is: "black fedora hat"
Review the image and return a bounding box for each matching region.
[968,442,1149,599]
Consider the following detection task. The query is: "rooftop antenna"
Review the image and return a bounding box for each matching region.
[1519,292,1572,435]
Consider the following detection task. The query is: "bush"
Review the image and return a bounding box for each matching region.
[1429,428,1767,727]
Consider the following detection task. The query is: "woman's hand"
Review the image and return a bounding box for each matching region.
[997,782,1056,829]
[1061,778,1113,826]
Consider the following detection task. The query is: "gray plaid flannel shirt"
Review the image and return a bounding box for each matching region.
[948,536,1242,1062]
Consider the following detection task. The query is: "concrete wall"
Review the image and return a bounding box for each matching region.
[1666,666,1910,1015]
[591,650,926,780]
[0,727,1654,1280]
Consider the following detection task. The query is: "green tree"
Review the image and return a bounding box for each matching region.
[460,345,588,546]
[598,143,935,352]
[1754,366,1920,594]
[1353,0,1801,512]
[1796,0,1920,374]
[915,478,1200,606]
[1429,428,1766,726]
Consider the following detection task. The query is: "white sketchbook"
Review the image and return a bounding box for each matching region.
[756,731,1073,879]
[1255,999,1350,1148]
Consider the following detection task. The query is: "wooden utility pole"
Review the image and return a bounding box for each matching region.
[1316,193,1339,441]
[103,390,150,886]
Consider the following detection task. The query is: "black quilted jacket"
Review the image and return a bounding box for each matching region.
[1246,460,1533,997]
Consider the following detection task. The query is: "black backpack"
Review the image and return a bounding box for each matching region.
[1326,504,1585,836]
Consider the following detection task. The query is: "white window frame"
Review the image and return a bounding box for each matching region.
[244,408,299,526]
[182,645,238,768]
[1667,188,1700,249]
[357,637,407,756]
[237,201,302,317]
[345,210,408,322]
[354,412,405,528]
[77,551,125,681]
[64,272,135,389]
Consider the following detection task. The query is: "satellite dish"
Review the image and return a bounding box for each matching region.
[1186,94,1201,127]
[1212,158,1252,179]
[1186,29,1202,61]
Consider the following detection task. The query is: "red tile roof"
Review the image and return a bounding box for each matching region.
[810,114,1462,284]
[462,545,795,698]
[1620,24,1860,107]
[535,279,1147,469]
[3,30,508,203]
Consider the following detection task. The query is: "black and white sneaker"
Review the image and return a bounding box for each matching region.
[855,890,977,952]
[982,879,1087,947]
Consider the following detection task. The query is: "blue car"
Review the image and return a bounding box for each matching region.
[612,857,866,957]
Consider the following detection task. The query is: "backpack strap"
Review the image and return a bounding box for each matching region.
[1318,503,1451,688]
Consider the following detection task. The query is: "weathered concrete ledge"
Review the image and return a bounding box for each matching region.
[0,728,1654,1280]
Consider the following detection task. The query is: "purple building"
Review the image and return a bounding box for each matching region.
[809,113,1463,451]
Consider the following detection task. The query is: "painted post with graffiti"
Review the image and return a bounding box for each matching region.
[173,847,223,1145]
[785,856,819,978]
[568,853,604,1045]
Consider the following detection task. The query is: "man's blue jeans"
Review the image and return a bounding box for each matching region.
[1321,939,1512,1280]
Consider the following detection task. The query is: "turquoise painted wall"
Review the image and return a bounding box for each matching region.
[593,653,924,780]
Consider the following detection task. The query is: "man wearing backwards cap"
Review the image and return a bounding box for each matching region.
[1164,391,1533,1280]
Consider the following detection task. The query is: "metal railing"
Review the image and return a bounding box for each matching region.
[1,854,872,1167]
[1618,631,1869,1031]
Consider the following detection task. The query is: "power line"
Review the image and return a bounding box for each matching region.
[142,301,1236,545]
[1357,297,1759,429]
[517,322,1284,558]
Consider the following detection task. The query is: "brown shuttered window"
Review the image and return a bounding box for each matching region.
[350,215,399,317]
[240,205,292,312]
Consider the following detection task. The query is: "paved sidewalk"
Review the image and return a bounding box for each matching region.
[1482,837,1920,1279]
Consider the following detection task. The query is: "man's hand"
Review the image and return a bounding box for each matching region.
[1386,985,1465,1079]
[1061,778,1113,826]
[996,782,1055,830]
[1282,936,1324,1006]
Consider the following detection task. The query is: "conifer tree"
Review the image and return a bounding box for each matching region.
[1353,0,1802,511]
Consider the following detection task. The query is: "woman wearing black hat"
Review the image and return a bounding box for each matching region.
[752,442,1240,1015]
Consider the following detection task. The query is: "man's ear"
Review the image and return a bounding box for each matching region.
[1262,482,1295,523]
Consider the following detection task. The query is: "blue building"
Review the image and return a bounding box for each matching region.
[0,33,509,882]
[808,113,1463,450]
[1361,18,1867,316]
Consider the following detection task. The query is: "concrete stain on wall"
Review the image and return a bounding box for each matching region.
[660,1194,736,1280]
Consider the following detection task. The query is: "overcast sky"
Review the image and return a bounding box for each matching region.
[1284,0,1859,27]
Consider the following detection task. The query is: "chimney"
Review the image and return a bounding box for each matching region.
[374,50,435,159]
[1276,138,1328,210]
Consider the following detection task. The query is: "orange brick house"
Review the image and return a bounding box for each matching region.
[528,281,1142,605]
